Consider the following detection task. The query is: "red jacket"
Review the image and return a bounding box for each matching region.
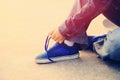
[59,0,112,39]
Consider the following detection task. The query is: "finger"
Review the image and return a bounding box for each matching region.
[52,36,60,43]
[53,36,60,42]
[59,37,65,43]
[55,39,62,43]
[51,34,55,40]
[59,40,64,44]
[55,40,59,43]
[56,38,64,44]
[51,32,59,40]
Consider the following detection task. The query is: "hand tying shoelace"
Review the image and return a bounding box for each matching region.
[36,35,80,64]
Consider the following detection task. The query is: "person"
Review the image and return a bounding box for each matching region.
[36,0,120,64]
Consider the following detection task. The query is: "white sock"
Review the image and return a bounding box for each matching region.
[64,40,74,46]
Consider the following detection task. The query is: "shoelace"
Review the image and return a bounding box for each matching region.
[44,36,55,63]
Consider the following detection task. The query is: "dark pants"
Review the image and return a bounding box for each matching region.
[103,0,120,26]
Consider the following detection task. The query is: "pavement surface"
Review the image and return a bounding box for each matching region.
[0,0,120,80]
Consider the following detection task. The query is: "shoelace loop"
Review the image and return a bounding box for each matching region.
[44,36,55,63]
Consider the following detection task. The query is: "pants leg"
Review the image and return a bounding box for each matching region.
[66,0,89,48]
[94,28,120,61]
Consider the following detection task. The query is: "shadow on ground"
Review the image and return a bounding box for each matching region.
[104,59,120,72]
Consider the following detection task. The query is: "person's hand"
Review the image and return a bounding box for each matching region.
[49,28,65,43]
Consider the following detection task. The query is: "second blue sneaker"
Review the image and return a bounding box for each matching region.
[87,35,106,51]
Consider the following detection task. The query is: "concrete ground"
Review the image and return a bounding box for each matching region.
[0,0,120,80]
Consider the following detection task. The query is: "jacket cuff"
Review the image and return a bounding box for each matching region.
[58,21,73,39]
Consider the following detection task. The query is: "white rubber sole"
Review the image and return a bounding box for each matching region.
[36,53,79,64]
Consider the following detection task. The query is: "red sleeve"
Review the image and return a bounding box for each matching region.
[59,0,112,39]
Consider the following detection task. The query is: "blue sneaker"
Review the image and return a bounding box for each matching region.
[87,35,106,51]
[36,36,81,64]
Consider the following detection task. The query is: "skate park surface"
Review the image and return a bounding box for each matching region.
[0,0,120,80]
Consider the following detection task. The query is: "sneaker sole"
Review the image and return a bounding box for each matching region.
[36,53,79,64]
